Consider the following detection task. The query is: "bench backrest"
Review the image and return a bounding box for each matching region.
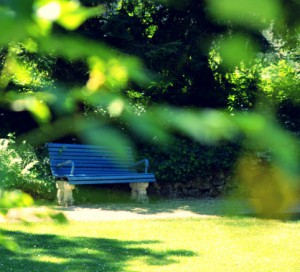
[47,143,135,177]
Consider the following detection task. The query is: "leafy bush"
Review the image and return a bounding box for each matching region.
[138,137,241,195]
[0,135,56,200]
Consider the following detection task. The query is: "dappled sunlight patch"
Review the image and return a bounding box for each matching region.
[131,207,150,213]
[34,0,102,32]
[108,99,125,117]
[31,255,69,264]
[86,56,106,92]
[86,70,106,92]
[36,1,61,21]
[109,60,128,84]
[57,204,223,222]
[86,56,130,92]
[11,97,51,124]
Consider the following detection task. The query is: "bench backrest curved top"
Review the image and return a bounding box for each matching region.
[47,143,135,177]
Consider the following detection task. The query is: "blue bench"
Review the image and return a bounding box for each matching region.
[47,143,156,205]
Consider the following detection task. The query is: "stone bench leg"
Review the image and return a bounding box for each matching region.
[129,182,149,203]
[56,180,75,207]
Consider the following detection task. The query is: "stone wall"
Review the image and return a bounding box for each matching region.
[148,172,231,198]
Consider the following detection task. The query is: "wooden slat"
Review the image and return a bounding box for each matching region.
[49,149,132,155]
[49,150,133,157]
[51,167,135,171]
[50,158,132,163]
[49,155,131,160]
[49,154,133,161]
[48,143,134,157]
[68,179,156,185]
[52,168,133,172]
[50,162,130,167]
[69,174,154,180]
[55,168,131,172]
[47,143,132,150]
[52,170,134,175]
[50,158,133,164]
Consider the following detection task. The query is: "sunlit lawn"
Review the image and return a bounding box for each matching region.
[1,203,300,272]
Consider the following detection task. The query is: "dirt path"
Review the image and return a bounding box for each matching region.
[0,199,235,222]
[1,199,300,223]
[55,206,216,221]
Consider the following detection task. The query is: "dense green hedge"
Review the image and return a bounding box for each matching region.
[138,137,241,186]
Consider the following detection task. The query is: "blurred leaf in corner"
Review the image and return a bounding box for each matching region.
[3,0,34,19]
[233,112,299,216]
[34,0,103,32]
[233,113,299,177]
[236,154,298,217]
[206,0,282,30]
[0,190,34,215]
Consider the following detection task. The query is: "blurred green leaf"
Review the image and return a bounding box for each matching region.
[58,2,102,30]
[207,0,281,29]
[39,35,113,60]
[17,117,80,146]
[7,93,52,124]
[5,0,34,18]
[27,99,52,124]
[0,15,28,45]
[22,38,39,52]
[0,190,34,210]
[0,233,18,252]
[77,121,133,159]
[125,111,171,143]
[234,113,299,178]
[158,108,237,143]
[218,34,258,69]
[122,57,151,86]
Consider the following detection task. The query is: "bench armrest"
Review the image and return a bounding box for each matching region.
[56,160,75,176]
[129,159,149,173]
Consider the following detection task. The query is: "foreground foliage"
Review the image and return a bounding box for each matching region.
[0,136,55,200]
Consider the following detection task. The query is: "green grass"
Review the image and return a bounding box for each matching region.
[0,199,300,272]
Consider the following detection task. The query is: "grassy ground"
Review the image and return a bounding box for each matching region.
[1,199,300,272]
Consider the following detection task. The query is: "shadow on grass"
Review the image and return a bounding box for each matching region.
[1,230,196,272]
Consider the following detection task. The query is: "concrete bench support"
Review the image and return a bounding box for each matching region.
[130,182,149,203]
[56,180,75,206]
